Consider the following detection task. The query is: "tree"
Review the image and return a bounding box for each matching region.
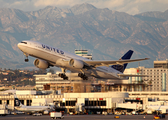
[37,69,46,74]
[48,68,55,74]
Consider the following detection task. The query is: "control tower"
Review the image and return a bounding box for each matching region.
[75,50,92,60]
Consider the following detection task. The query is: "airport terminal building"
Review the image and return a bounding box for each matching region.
[0,90,128,113]
[1,90,168,114]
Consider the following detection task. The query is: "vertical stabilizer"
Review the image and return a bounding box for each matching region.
[111,50,133,73]
[14,94,23,107]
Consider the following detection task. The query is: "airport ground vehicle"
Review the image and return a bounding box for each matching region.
[50,112,64,119]
[153,114,165,119]
[33,113,42,116]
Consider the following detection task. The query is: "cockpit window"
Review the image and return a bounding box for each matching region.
[21,42,27,44]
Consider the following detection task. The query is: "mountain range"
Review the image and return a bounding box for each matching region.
[0,3,168,69]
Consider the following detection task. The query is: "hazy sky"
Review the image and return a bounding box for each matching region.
[0,0,168,15]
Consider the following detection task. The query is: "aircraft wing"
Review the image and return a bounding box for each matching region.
[117,74,148,77]
[84,58,149,67]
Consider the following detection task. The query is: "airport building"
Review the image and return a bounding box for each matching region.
[120,60,168,92]
[34,71,147,93]
[0,90,128,113]
[154,59,168,68]
[136,66,168,92]
[1,90,168,114]
[122,67,168,92]
[75,50,92,60]
[34,72,93,93]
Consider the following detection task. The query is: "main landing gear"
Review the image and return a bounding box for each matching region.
[78,73,88,80]
[59,68,68,80]
[58,73,68,80]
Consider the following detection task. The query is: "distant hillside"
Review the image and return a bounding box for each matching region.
[0,3,168,69]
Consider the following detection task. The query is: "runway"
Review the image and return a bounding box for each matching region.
[0,114,166,120]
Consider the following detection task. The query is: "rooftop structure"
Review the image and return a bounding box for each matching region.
[75,50,92,60]
[154,59,168,68]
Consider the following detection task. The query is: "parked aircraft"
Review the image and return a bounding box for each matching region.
[18,41,149,80]
[14,94,52,115]
[146,104,168,114]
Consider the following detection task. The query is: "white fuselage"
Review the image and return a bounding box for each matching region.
[18,41,125,80]
[15,105,50,113]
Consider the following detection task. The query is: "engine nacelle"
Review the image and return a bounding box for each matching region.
[69,59,84,69]
[34,59,49,69]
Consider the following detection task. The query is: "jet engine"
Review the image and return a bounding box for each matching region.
[34,59,49,69]
[69,59,84,69]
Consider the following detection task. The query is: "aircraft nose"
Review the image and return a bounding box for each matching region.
[17,43,22,49]
[17,43,26,51]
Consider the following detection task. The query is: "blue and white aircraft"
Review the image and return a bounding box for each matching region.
[14,94,52,115]
[18,41,148,80]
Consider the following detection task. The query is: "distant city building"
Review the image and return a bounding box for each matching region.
[34,72,92,93]
[0,85,35,90]
[122,68,145,91]
[113,63,168,92]
[154,59,168,68]
[125,66,168,92]
[34,72,147,93]
[75,50,92,60]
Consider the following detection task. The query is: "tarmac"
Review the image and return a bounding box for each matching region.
[0,114,166,120]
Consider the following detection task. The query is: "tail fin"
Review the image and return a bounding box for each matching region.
[14,94,23,107]
[111,50,133,73]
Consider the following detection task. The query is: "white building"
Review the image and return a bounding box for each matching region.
[123,65,168,92]
[0,91,128,113]
[34,72,89,90]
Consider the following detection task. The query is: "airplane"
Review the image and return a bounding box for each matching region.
[145,105,168,114]
[17,40,149,80]
[13,94,52,115]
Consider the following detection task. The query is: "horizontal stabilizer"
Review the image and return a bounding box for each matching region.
[117,74,148,77]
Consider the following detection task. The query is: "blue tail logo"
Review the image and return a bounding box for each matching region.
[111,50,133,73]
[14,98,21,106]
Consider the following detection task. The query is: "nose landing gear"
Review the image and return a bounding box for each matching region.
[24,53,29,62]
[25,57,29,62]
